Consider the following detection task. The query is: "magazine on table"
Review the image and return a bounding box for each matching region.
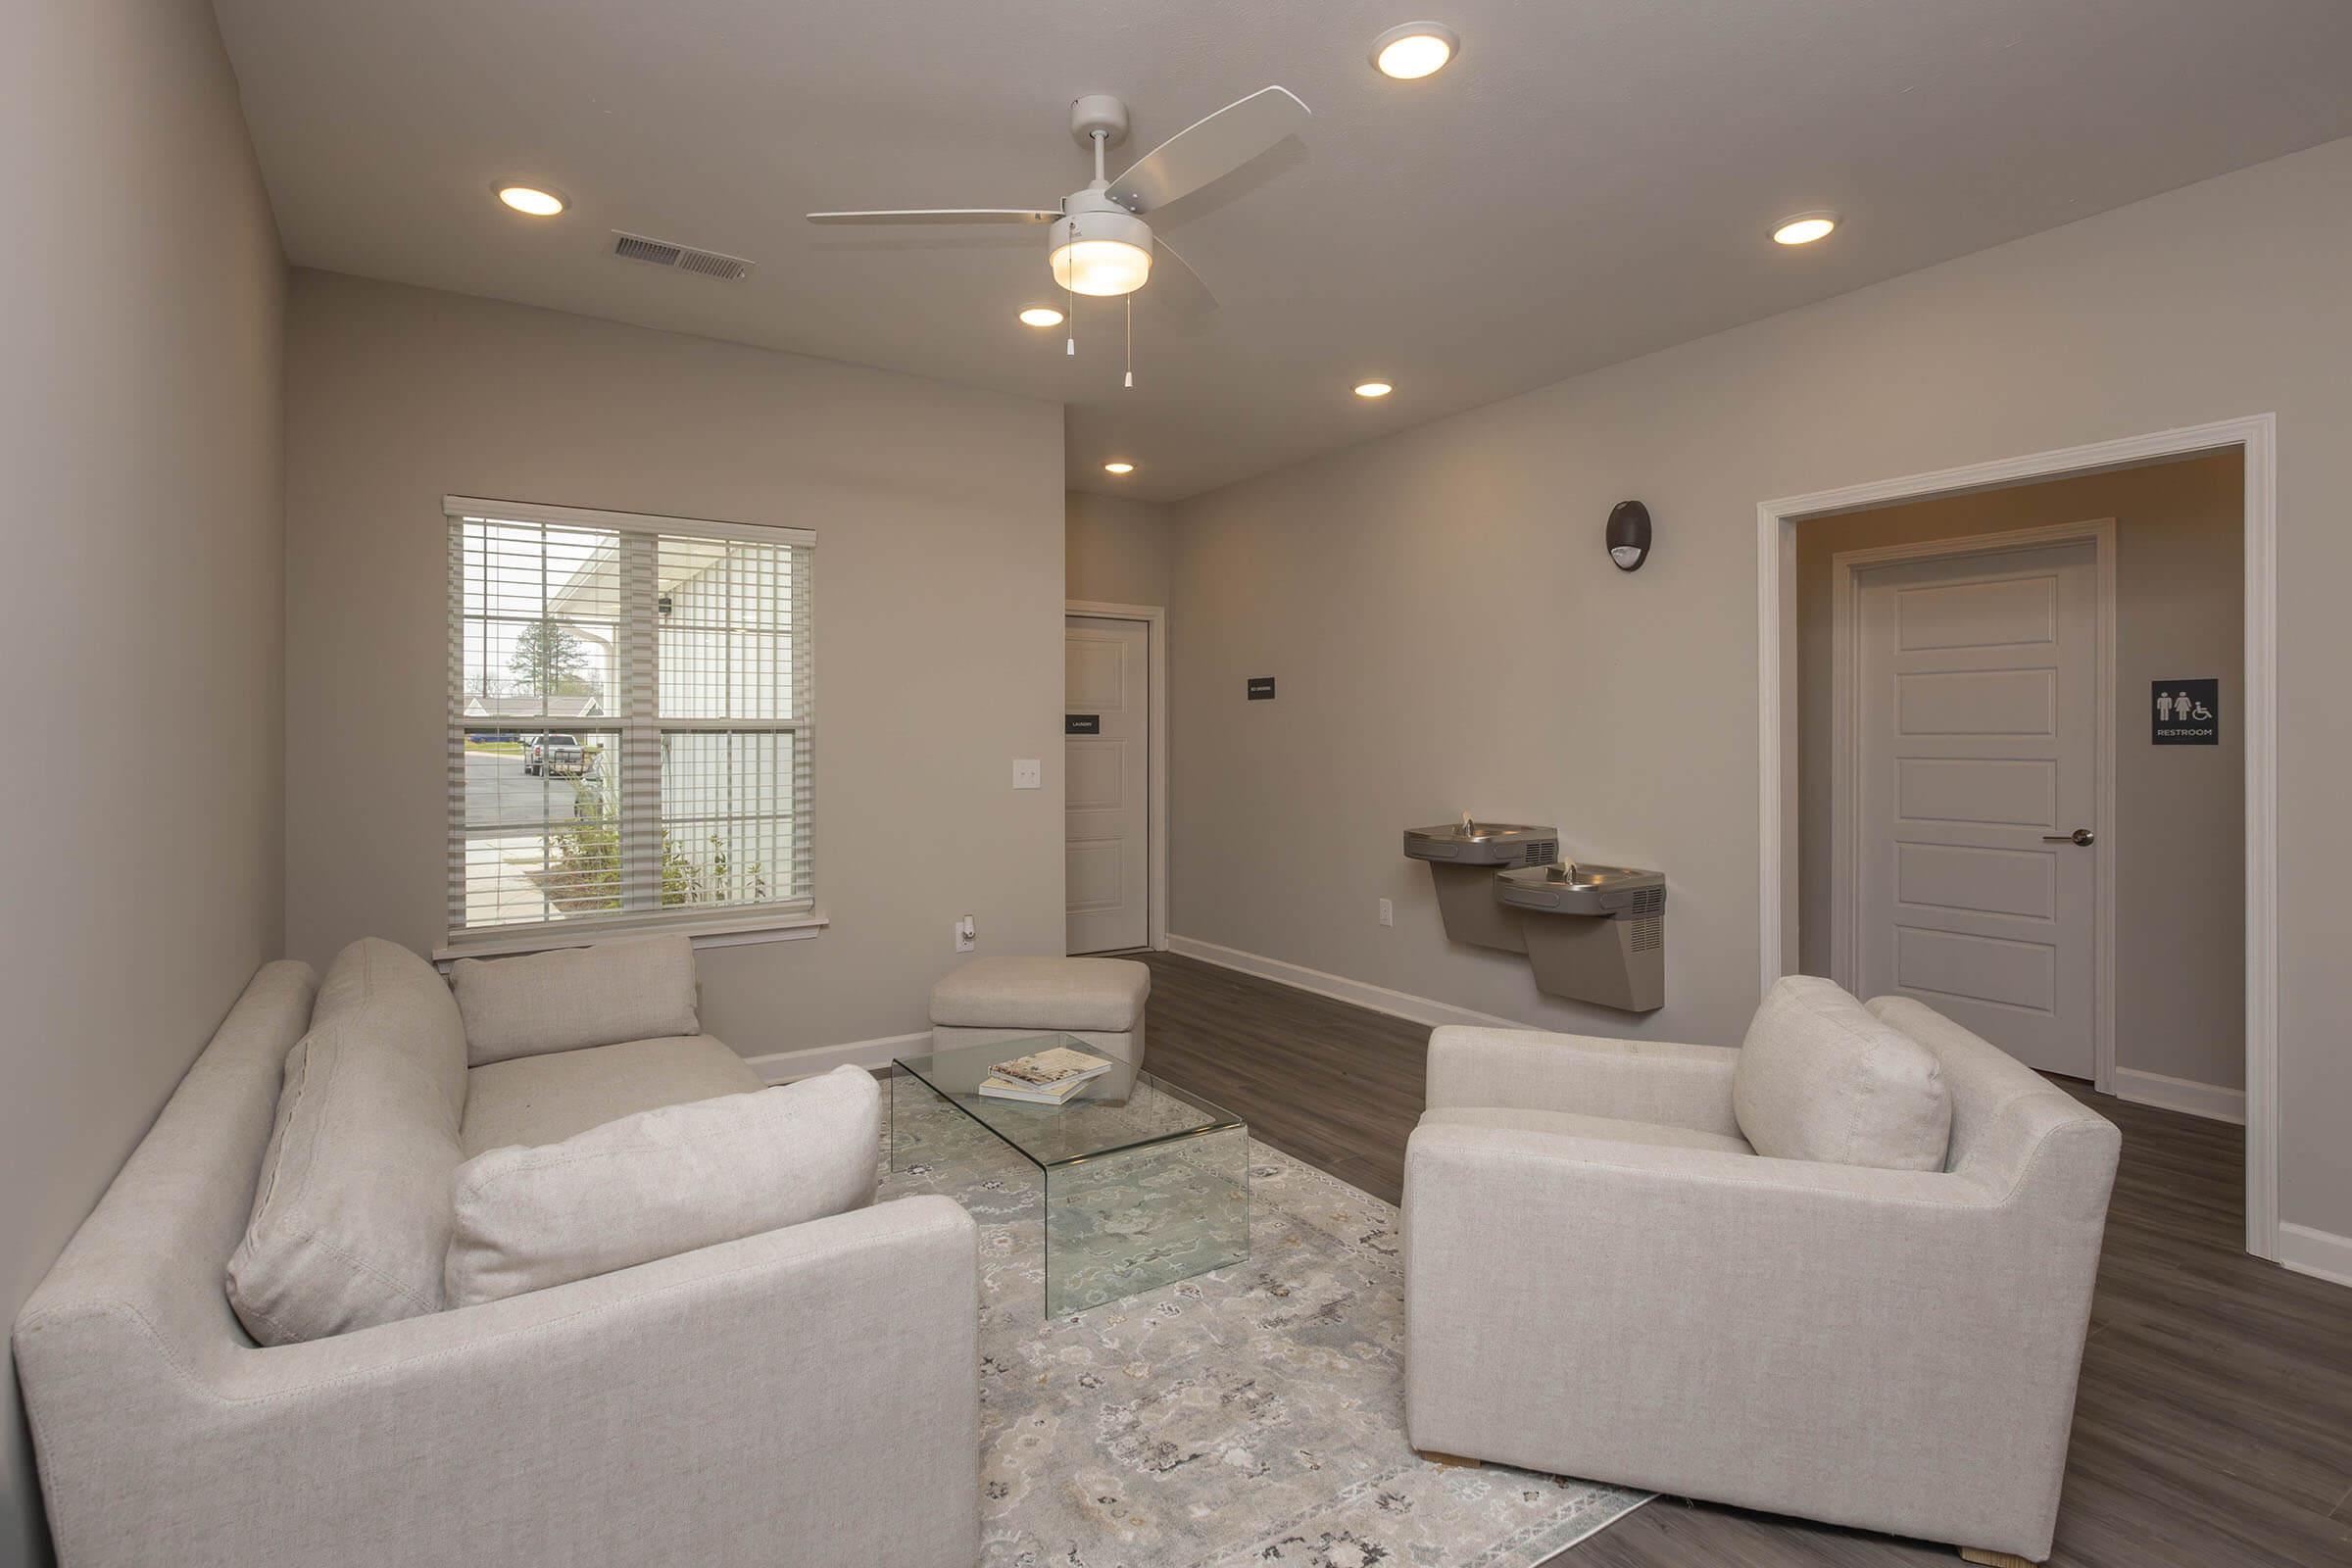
[977,1045,1115,1103]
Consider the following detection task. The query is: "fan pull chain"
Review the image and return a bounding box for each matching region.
[1064,215,1077,356]
[1124,295,1134,388]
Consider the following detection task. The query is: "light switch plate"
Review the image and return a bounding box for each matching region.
[1012,759,1042,790]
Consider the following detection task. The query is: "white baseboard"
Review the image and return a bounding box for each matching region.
[744,1030,926,1084]
[2111,1066,2246,1125]
[1166,934,1524,1032]
[2277,1223,2352,1290]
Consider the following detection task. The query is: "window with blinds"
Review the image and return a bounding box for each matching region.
[445,497,813,942]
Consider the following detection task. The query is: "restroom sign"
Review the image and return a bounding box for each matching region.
[2152,679,2220,746]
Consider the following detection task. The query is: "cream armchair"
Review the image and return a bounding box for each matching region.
[1402,992,2119,1567]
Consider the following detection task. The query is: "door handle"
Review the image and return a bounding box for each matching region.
[2042,828,2095,847]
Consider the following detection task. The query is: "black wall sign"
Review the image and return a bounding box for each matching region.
[2152,678,2220,746]
[1247,676,1276,701]
[1064,713,1101,735]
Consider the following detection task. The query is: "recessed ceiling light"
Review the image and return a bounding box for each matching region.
[1103,461,1136,475]
[1372,23,1460,79]
[497,185,566,217]
[1018,305,1065,327]
[1771,211,1839,246]
[1353,380,1395,399]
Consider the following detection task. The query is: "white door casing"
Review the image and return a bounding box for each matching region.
[1065,615,1150,954]
[1845,538,2104,1078]
[1756,414,2277,1263]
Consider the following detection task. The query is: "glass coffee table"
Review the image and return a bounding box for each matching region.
[890,1035,1250,1317]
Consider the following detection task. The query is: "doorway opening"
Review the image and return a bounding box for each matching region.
[1064,601,1167,955]
[1758,416,2278,1260]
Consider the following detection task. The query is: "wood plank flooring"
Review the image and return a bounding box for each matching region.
[1134,951,2352,1568]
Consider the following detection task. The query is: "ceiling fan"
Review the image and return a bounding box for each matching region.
[807,86,1311,310]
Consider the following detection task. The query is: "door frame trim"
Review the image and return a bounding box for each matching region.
[1066,600,1168,952]
[1828,519,2119,1093]
[1756,413,2278,1261]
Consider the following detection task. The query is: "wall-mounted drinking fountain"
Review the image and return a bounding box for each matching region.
[1494,862,1667,1012]
[1402,815,1560,953]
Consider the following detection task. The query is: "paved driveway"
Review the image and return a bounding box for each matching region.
[464,748,603,826]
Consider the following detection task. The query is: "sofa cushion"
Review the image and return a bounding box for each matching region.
[929,956,1150,1033]
[1420,1105,1754,1155]
[444,1065,881,1307]
[1733,975,1952,1171]
[450,934,700,1066]
[226,938,468,1345]
[461,1034,762,1157]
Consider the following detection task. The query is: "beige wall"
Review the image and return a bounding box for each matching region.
[283,271,1066,1057]
[1170,135,2352,1244]
[0,4,287,1561]
[1066,490,1177,608]
[1793,453,2244,1092]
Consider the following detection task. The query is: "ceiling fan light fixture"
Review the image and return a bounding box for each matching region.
[1772,211,1839,245]
[1018,305,1065,327]
[1052,239,1152,296]
[1048,211,1154,297]
[496,184,566,217]
[1103,461,1136,475]
[1372,23,1460,79]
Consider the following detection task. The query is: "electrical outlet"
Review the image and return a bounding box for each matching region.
[1012,759,1042,790]
[1378,898,1395,927]
[955,915,976,953]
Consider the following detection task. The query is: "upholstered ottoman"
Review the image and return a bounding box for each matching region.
[929,956,1152,1065]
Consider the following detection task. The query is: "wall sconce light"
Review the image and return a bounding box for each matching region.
[1606,500,1652,571]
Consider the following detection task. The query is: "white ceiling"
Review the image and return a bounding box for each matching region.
[213,0,2352,503]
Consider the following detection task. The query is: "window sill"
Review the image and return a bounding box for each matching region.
[434,909,829,963]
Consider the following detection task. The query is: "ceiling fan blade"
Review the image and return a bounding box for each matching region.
[1105,86,1309,215]
[805,209,1058,225]
[1151,235,1216,313]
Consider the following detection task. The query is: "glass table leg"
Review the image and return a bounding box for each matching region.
[888,1065,916,1173]
[1044,1122,1250,1317]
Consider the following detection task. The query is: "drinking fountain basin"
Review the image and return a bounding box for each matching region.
[1402,821,1560,866]
[1492,862,1664,916]
[1402,819,1559,953]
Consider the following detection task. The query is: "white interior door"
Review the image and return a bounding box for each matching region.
[1856,542,2099,1078]
[1064,615,1150,954]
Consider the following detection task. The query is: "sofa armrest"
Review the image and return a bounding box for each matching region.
[18,1196,980,1568]
[1425,1025,1742,1137]
[1401,1121,2115,1561]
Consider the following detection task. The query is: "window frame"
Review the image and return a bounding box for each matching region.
[440,495,818,954]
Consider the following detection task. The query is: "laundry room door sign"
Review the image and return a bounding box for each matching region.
[2152,679,2219,745]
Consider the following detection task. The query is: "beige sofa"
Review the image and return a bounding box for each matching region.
[1403,981,2120,1566]
[16,950,981,1568]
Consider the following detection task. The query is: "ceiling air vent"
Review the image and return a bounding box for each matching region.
[612,231,754,282]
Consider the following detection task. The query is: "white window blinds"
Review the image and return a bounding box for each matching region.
[445,497,813,942]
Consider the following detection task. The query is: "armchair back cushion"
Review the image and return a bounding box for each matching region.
[226,938,469,1344]
[445,1064,881,1307]
[1733,976,1951,1170]
[452,933,701,1065]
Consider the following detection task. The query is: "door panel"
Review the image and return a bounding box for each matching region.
[1896,842,2055,920]
[1895,667,2055,734]
[1895,758,2057,825]
[1894,575,2055,649]
[1857,541,2098,1077]
[1064,616,1149,954]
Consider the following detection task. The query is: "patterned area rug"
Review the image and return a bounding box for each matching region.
[883,1089,1650,1568]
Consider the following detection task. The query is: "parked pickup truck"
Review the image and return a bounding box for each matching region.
[523,734,591,777]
